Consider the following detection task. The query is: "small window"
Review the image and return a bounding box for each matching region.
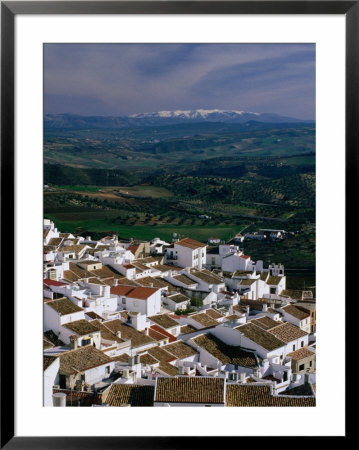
[292,345,296,351]
[301,341,304,348]
[299,364,305,371]
[309,361,313,367]
[122,298,126,305]
[105,366,110,375]
[270,287,276,294]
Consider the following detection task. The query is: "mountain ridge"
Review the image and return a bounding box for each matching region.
[44,109,314,130]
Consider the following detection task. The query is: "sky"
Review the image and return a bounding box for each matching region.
[44,43,315,120]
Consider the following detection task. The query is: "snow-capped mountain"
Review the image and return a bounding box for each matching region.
[129,109,300,124]
[44,109,313,129]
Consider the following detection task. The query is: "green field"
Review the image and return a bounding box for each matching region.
[52,185,101,192]
[44,212,244,242]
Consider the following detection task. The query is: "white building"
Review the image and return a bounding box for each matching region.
[280,304,311,333]
[168,238,207,269]
[111,285,162,316]
[43,356,60,407]
[44,297,85,335]
[57,345,115,390]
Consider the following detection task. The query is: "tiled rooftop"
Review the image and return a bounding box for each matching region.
[148,314,180,329]
[268,322,308,343]
[46,297,83,316]
[190,313,218,328]
[287,347,315,361]
[59,345,112,375]
[282,304,310,320]
[236,323,285,351]
[62,319,100,336]
[250,316,279,330]
[189,269,223,284]
[103,384,154,406]
[175,238,207,249]
[43,355,57,371]
[167,293,189,304]
[163,341,198,359]
[193,334,258,368]
[172,274,198,286]
[226,384,315,407]
[155,377,225,404]
[104,319,155,348]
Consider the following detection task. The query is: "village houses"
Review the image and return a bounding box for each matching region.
[43,220,316,407]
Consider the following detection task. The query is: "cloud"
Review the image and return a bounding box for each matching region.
[44,43,315,119]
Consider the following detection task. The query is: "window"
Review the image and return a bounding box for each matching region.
[270,287,276,294]
[292,345,296,351]
[105,366,110,375]
[301,341,304,348]
[122,298,126,305]
[82,338,91,346]
[49,269,57,280]
[309,361,312,367]
[299,364,305,371]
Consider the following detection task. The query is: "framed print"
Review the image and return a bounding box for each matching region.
[1,1,353,447]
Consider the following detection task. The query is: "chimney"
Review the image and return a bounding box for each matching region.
[262,303,267,312]
[113,278,118,287]
[128,356,135,366]
[149,283,153,288]
[70,335,78,350]
[52,392,66,407]
[116,330,121,339]
[178,366,185,375]
[240,372,246,383]
[145,328,149,336]
[86,236,91,241]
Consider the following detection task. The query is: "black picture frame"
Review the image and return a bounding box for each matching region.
[1,1,352,447]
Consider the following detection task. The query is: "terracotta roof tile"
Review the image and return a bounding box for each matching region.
[268,322,308,343]
[163,341,198,359]
[236,323,285,351]
[287,347,315,361]
[46,297,83,316]
[59,345,112,375]
[251,316,279,330]
[193,333,258,368]
[62,319,101,336]
[155,377,224,404]
[175,238,207,249]
[148,314,180,329]
[103,320,155,348]
[103,384,154,406]
[282,304,310,320]
[226,384,315,406]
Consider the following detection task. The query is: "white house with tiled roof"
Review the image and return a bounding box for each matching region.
[279,304,311,333]
[111,285,162,316]
[185,268,225,294]
[218,244,263,273]
[169,237,207,269]
[43,219,60,245]
[44,297,85,335]
[57,345,115,390]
